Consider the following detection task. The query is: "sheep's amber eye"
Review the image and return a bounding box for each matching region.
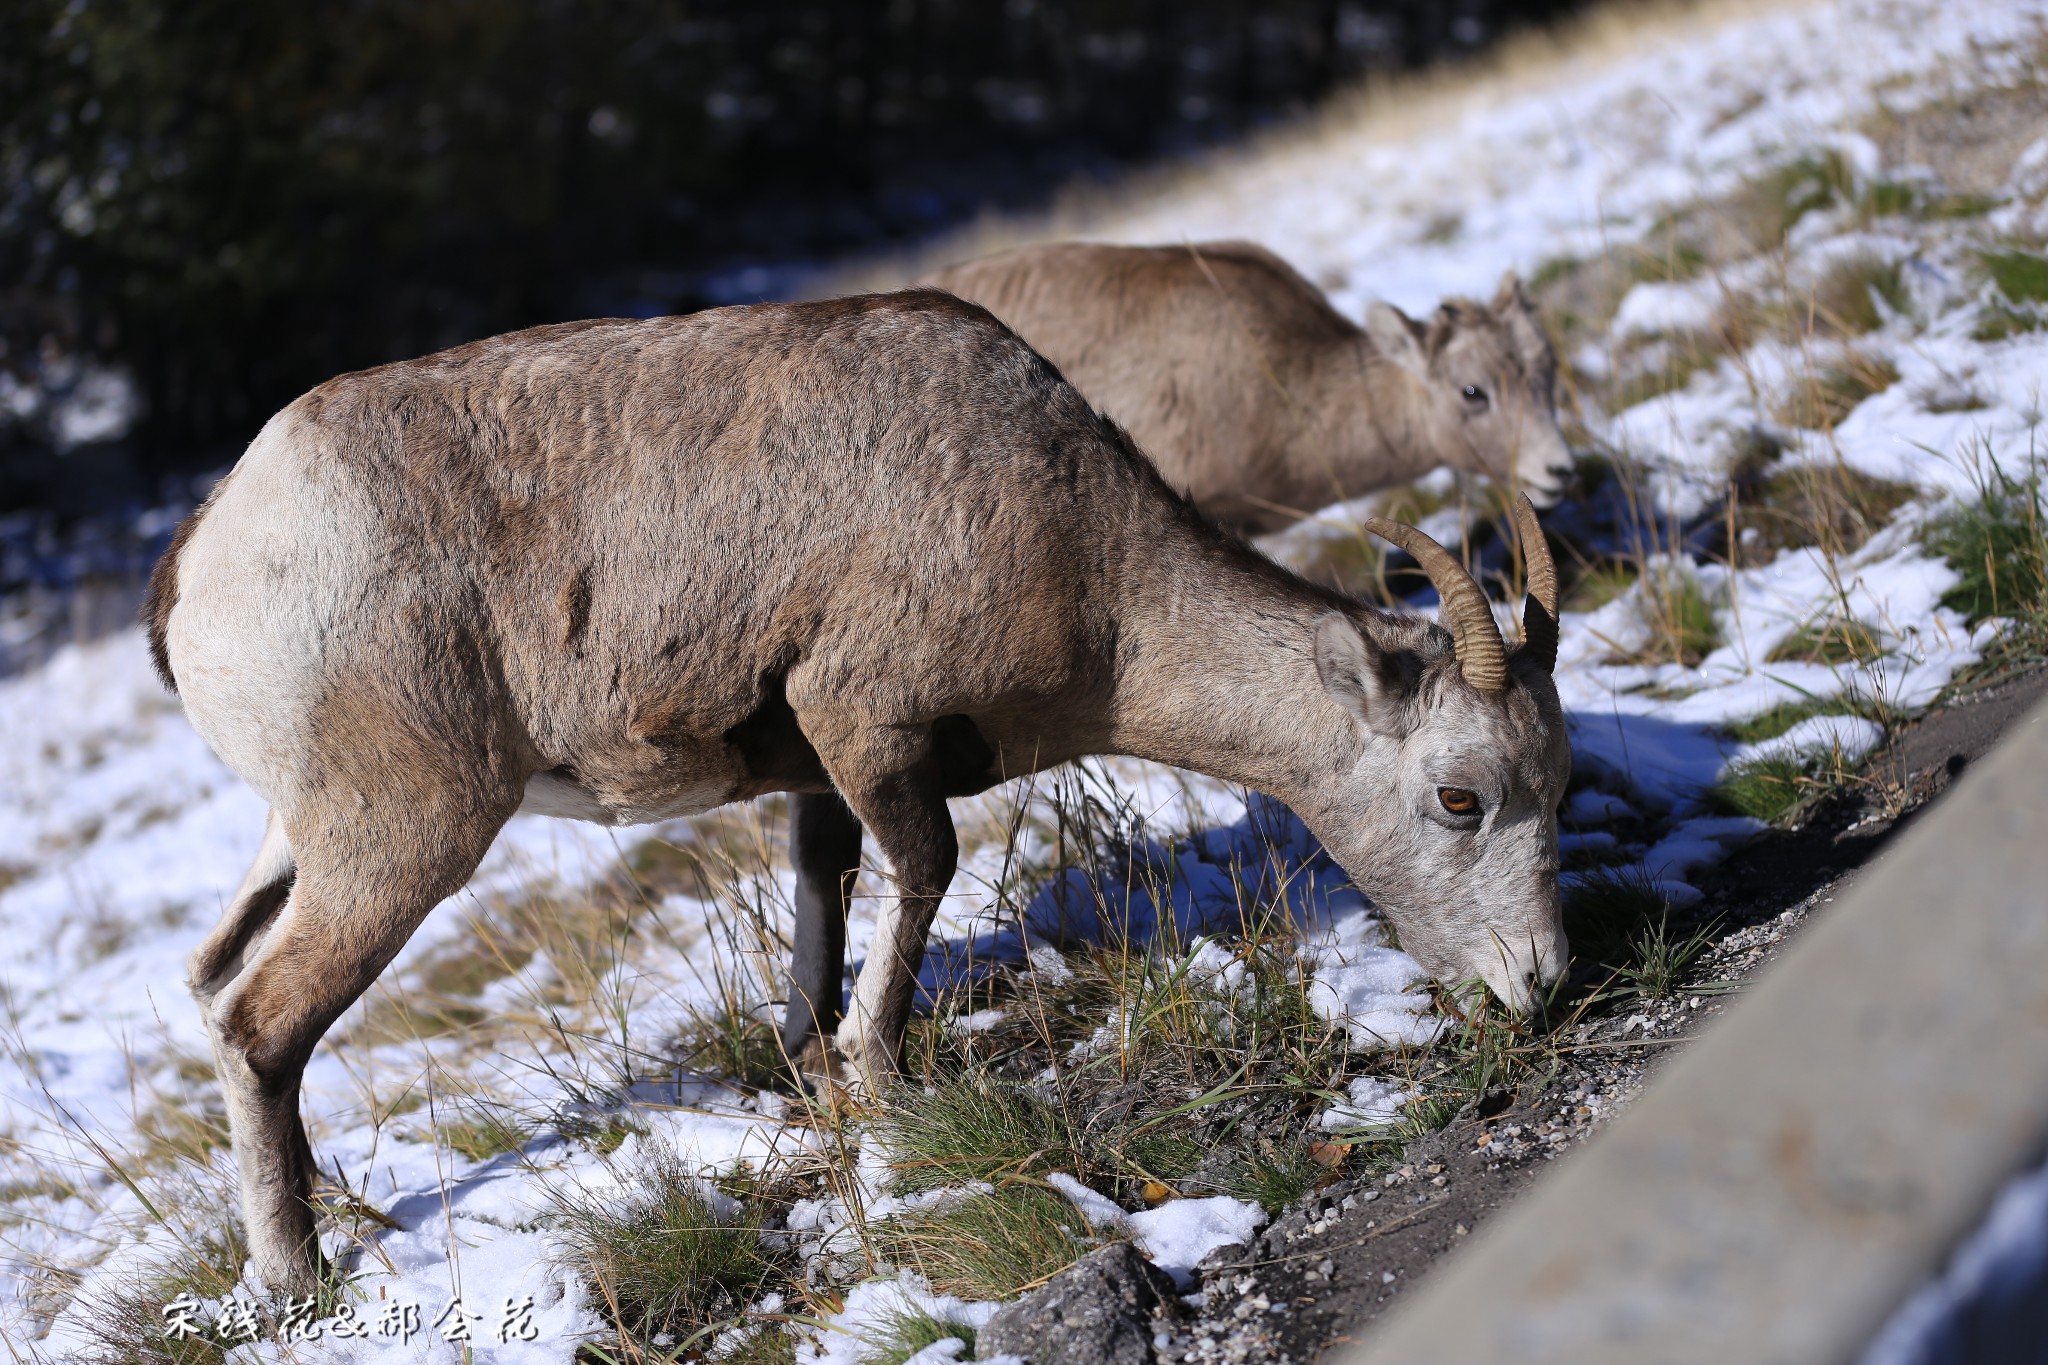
[1438,787,1480,815]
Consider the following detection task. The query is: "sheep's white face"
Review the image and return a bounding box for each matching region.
[1304,614,1572,1012]
[1366,273,1574,507]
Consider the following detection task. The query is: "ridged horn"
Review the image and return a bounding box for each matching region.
[1364,516,1510,692]
[1513,493,1560,673]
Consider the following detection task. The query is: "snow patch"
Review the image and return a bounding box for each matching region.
[1320,1076,1418,1133]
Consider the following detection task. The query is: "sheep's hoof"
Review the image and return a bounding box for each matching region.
[793,1036,840,1092]
[250,1245,333,1302]
[784,1038,864,1114]
[825,1034,898,1105]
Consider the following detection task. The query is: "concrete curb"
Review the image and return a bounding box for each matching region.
[1339,695,2048,1365]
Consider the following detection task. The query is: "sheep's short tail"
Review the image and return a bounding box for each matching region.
[141,493,219,694]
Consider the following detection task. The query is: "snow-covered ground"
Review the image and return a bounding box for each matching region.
[7,0,2048,1357]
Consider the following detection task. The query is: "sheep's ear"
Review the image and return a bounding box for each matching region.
[1365,302,1429,378]
[1314,613,1408,737]
[1493,267,1529,311]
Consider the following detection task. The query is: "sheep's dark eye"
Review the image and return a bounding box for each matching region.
[1438,787,1480,815]
[1461,384,1489,409]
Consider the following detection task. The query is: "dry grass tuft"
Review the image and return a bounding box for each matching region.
[1610,564,1721,668]
[1711,752,1832,825]
[1807,254,1908,336]
[1766,614,1882,665]
[1973,248,2048,341]
[1922,439,2048,638]
[549,1142,799,1356]
[859,1309,981,1365]
[441,1104,535,1164]
[870,1184,1096,1301]
[60,1211,282,1365]
[1770,354,1900,430]
[1726,461,1916,565]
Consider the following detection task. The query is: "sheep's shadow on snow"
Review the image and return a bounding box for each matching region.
[1565,708,1734,813]
[901,791,1371,1012]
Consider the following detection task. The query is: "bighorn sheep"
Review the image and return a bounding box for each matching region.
[924,241,1572,534]
[144,290,1570,1293]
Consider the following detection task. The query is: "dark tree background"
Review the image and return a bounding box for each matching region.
[0,0,1577,516]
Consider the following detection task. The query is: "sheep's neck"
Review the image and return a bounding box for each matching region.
[1290,342,1445,504]
[1102,528,1353,813]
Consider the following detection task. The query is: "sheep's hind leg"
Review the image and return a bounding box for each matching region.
[189,808,297,1014]
[781,791,864,1086]
[205,788,514,1293]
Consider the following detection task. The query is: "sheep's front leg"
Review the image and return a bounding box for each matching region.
[781,791,864,1082]
[816,731,957,1091]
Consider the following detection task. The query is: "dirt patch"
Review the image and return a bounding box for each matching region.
[1163,662,2048,1363]
[1883,664,2048,785]
[1866,78,2048,200]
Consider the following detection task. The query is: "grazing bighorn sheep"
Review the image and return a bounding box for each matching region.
[144,290,1569,1294]
[924,240,1573,534]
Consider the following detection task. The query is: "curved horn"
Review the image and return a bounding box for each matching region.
[1364,516,1509,692]
[1513,493,1560,673]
